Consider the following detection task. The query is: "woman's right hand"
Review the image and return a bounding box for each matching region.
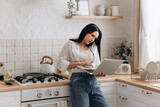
[68,61,93,69]
[79,61,93,67]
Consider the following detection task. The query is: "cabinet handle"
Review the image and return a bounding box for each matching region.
[141,90,145,93]
[119,83,127,87]
[146,92,152,94]
[141,90,152,95]
[119,96,122,100]
[118,83,127,87]
[28,104,32,107]
[122,97,127,100]
[122,84,127,87]
[119,96,127,101]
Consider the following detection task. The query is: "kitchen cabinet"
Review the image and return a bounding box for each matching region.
[0,91,20,107]
[99,82,117,107]
[117,93,152,107]
[117,82,160,107]
[66,16,123,20]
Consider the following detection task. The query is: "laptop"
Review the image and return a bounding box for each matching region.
[77,59,125,75]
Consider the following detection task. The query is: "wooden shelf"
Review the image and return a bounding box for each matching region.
[66,15,123,19]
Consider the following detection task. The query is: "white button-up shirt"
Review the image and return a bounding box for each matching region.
[55,40,100,78]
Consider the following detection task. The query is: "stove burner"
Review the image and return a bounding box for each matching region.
[14,73,65,84]
[23,73,44,78]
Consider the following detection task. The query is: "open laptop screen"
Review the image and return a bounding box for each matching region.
[77,59,124,75]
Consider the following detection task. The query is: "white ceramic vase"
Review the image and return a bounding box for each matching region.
[96,5,105,16]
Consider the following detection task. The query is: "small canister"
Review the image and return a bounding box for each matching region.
[111,5,119,16]
[105,8,111,16]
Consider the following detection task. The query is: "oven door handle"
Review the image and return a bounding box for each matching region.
[60,100,67,107]
[27,102,60,107]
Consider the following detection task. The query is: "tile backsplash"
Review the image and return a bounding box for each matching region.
[0,37,127,75]
[0,0,135,75]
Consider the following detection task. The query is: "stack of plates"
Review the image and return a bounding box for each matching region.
[146,61,160,80]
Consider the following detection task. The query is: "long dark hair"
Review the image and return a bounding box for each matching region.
[70,23,102,60]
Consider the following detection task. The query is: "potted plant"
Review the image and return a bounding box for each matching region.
[67,0,75,16]
[112,40,133,60]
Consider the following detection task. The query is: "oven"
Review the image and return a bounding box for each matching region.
[22,97,71,107]
[22,98,71,107]
[21,86,72,107]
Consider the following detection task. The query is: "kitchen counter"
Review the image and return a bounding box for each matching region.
[0,80,70,92]
[116,77,160,93]
[1,74,160,94]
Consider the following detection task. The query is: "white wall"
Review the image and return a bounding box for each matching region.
[0,0,135,75]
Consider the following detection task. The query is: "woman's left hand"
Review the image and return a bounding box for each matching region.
[96,72,106,77]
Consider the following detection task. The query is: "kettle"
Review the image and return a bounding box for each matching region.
[40,56,55,73]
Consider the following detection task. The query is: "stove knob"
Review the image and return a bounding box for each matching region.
[37,93,42,98]
[48,78,52,82]
[54,77,59,81]
[32,78,38,83]
[45,89,52,97]
[22,79,28,84]
[54,91,59,96]
[40,78,44,83]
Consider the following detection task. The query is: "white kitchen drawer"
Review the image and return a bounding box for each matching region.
[117,93,153,107]
[116,82,131,96]
[117,82,160,106]
[129,85,160,106]
[104,93,117,107]
[0,91,20,107]
[99,82,116,94]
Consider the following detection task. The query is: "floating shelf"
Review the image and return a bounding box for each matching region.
[66,16,123,19]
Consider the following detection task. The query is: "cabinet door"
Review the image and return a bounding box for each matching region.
[117,94,131,107]
[0,91,20,107]
[131,101,153,107]
[100,82,117,107]
[117,82,156,107]
[117,94,153,107]
[104,93,117,107]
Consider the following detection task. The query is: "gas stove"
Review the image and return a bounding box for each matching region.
[14,72,69,86]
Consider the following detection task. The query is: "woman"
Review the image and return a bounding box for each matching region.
[56,23,109,107]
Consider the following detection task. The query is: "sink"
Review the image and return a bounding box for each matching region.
[151,84,160,87]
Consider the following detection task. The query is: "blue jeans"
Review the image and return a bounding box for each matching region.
[70,72,109,107]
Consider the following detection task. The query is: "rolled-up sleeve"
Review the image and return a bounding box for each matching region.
[91,44,101,67]
[94,49,101,67]
[56,41,71,73]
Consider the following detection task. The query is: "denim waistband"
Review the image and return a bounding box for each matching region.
[71,72,94,78]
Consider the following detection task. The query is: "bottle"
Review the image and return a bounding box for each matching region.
[4,69,12,80]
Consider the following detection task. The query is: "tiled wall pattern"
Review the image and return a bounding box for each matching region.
[0,37,128,75]
[0,0,135,75]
